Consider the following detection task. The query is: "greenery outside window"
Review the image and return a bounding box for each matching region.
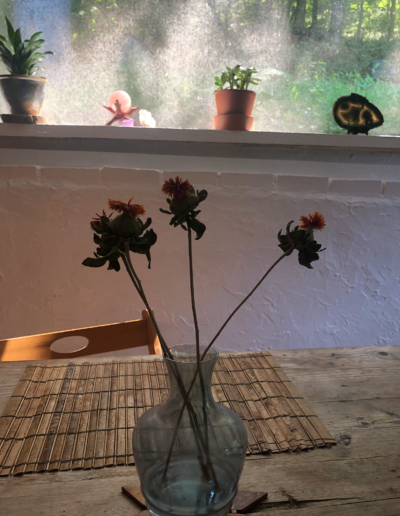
[0,0,399,135]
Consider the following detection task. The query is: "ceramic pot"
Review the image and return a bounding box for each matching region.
[0,75,47,116]
[134,344,247,516]
[214,90,256,130]
[213,114,254,131]
[214,90,256,116]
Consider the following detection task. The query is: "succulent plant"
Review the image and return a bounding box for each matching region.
[215,65,261,90]
[0,17,54,76]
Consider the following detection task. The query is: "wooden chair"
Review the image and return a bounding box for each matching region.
[0,309,162,361]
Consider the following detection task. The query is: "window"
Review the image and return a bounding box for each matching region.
[0,0,399,134]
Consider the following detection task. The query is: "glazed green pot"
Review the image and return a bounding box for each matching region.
[0,75,47,115]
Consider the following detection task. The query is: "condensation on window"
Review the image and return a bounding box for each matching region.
[0,0,399,134]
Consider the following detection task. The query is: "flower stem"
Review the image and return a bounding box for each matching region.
[121,245,172,359]
[188,226,200,360]
[188,226,211,470]
[161,248,294,475]
[121,243,215,480]
[201,247,294,360]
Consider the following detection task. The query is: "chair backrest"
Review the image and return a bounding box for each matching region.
[0,309,162,361]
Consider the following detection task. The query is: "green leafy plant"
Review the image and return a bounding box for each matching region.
[0,17,54,76]
[215,65,261,90]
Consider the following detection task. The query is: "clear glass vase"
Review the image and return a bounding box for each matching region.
[133,345,248,516]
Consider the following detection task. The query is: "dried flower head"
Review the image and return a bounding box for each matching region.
[162,176,191,201]
[108,197,145,218]
[91,210,113,230]
[299,212,326,231]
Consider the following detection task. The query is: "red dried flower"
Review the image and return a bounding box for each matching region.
[299,212,326,231]
[108,197,145,218]
[91,210,113,229]
[162,176,191,201]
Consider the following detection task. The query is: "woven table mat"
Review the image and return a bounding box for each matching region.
[0,351,335,476]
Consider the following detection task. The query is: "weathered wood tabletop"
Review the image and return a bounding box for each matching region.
[0,345,399,516]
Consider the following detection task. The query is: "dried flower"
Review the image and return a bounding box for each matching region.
[108,198,145,218]
[278,220,326,269]
[299,212,326,231]
[162,176,191,201]
[91,210,112,230]
[160,179,208,239]
[84,198,156,271]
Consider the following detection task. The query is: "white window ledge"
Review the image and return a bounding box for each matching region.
[0,124,399,149]
[0,125,399,178]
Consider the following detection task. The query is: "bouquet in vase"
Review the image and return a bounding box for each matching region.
[83,177,326,516]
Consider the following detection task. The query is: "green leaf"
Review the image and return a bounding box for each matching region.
[90,222,104,234]
[160,208,172,215]
[197,189,208,203]
[5,17,15,50]
[102,234,119,248]
[0,42,13,60]
[82,256,108,268]
[28,31,43,43]
[13,28,22,50]
[129,229,158,268]
[107,259,121,272]
[187,217,206,240]
[141,217,152,232]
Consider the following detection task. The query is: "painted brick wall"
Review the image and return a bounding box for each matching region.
[0,165,399,356]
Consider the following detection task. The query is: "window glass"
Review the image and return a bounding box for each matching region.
[0,0,399,134]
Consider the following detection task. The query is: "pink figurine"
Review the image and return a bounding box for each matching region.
[103,90,138,126]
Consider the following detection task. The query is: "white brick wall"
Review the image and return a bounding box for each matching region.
[330,179,383,196]
[102,168,160,186]
[41,167,102,186]
[220,173,274,189]
[162,171,218,188]
[384,181,400,198]
[1,164,399,354]
[275,175,329,194]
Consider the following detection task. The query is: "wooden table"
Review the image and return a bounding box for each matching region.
[0,345,399,516]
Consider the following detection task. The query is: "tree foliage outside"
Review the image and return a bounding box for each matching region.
[1,0,399,133]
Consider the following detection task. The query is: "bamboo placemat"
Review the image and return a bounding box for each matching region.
[0,351,335,476]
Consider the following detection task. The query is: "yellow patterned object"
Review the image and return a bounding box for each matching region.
[332,93,384,135]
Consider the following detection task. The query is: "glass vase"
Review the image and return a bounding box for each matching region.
[133,344,248,516]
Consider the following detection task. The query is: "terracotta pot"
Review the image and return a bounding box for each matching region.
[0,75,47,116]
[213,114,254,131]
[214,89,256,116]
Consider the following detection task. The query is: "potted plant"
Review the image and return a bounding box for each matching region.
[214,65,261,131]
[0,17,53,122]
[83,178,326,516]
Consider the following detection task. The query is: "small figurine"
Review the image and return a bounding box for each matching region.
[139,109,156,128]
[332,93,384,135]
[104,90,138,126]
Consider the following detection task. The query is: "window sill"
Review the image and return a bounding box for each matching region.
[0,125,399,177]
[0,123,399,150]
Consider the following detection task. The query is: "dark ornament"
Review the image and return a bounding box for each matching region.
[332,93,384,135]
